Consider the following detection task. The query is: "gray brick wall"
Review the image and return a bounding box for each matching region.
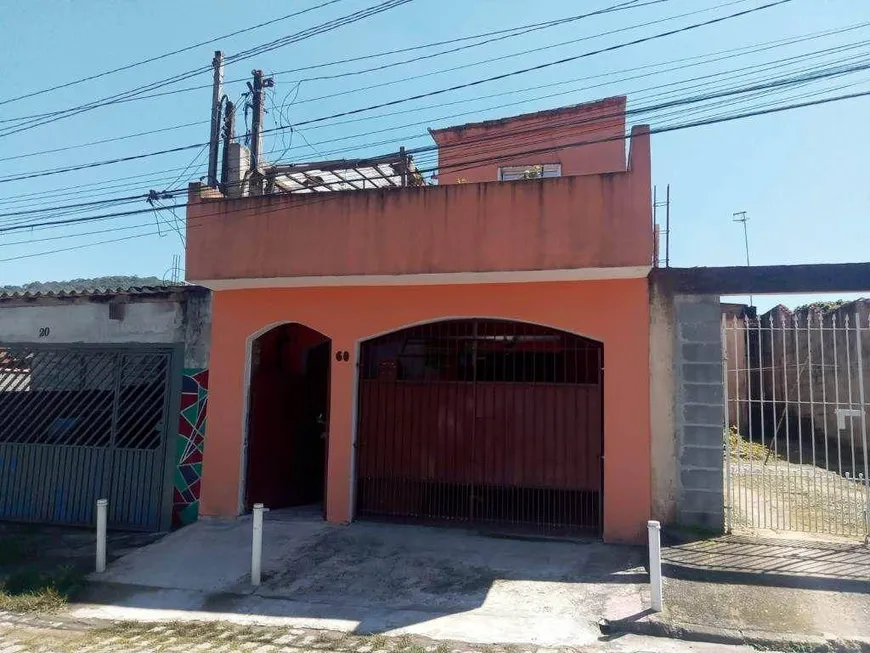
[674,295,725,531]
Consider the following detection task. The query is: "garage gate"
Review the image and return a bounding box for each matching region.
[0,345,179,531]
[355,319,603,533]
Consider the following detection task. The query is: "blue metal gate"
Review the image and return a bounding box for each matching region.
[0,345,179,531]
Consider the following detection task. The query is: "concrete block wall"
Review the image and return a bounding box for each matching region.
[674,295,725,531]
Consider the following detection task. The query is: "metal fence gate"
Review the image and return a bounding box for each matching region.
[355,319,603,533]
[723,310,869,539]
[0,345,178,531]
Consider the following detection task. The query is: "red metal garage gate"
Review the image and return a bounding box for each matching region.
[355,319,603,533]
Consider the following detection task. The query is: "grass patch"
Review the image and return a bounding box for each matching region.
[367,633,389,650]
[0,565,85,613]
[728,428,778,462]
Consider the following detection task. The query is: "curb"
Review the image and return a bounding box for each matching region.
[599,617,870,653]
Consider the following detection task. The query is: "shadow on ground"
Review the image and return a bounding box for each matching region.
[663,533,870,593]
[655,532,870,641]
[0,522,163,610]
[69,509,649,645]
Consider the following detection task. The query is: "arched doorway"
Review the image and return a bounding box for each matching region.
[245,323,330,513]
[355,319,603,533]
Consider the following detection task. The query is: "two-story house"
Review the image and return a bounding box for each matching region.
[186,95,654,543]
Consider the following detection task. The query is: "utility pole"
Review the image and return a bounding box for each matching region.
[249,69,274,175]
[398,146,407,187]
[221,100,235,193]
[207,51,224,189]
[732,210,752,306]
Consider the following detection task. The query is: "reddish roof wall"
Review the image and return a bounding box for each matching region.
[187,125,651,284]
[430,96,627,184]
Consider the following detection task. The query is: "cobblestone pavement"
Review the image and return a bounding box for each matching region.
[0,612,756,653]
[0,613,588,653]
[0,615,549,653]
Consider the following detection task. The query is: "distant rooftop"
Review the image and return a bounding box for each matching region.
[0,284,205,303]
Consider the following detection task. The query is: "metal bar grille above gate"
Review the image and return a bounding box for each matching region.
[0,345,174,530]
[724,310,869,539]
[355,319,603,534]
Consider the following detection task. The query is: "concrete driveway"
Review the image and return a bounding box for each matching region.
[73,509,650,646]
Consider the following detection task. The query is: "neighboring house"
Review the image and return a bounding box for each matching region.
[725,300,870,454]
[0,285,211,530]
[186,96,655,543]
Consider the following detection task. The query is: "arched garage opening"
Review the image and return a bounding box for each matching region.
[245,323,330,513]
[355,319,603,534]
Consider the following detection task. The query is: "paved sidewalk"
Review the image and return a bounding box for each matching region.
[607,534,870,651]
[70,514,650,647]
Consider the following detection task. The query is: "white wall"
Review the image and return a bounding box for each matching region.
[0,302,183,344]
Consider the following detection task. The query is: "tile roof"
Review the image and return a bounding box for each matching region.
[0,284,206,302]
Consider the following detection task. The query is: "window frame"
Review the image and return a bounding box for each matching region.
[497,163,562,181]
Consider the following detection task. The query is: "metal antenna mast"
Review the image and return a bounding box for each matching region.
[732,211,752,306]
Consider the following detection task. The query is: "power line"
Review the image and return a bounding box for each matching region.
[2,26,864,215]
[287,0,751,106]
[0,0,670,126]
[1,43,864,220]
[266,0,798,131]
[0,0,415,139]
[0,143,207,184]
[1,120,205,162]
[282,0,676,86]
[0,0,350,107]
[2,44,866,224]
[3,71,868,239]
[0,0,798,184]
[3,78,862,262]
[6,15,864,167]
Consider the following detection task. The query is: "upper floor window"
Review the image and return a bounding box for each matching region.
[498,163,561,181]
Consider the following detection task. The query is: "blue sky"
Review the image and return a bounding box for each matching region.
[0,0,868,310]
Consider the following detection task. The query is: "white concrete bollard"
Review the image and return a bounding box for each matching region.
[251,503,265,586]
[96,498,108,573]
[647,520,663,612]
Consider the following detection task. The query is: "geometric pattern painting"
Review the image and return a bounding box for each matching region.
[173,368,208,528]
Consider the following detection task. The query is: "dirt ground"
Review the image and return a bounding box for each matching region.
[727,432,869,538]
[0,522,163,611]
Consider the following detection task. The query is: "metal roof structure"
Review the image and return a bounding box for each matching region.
[264,152,424,194]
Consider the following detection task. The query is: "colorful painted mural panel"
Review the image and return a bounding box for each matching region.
[173,368,208,527]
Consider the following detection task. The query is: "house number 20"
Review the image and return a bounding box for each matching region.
[38,327,50,337]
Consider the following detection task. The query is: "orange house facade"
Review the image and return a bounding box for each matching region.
[186,97,655,543]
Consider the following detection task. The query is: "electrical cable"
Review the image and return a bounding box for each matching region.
[5,17,864,167]
[288,0,752,106]
[3,78,863,263]
[0,0,415,138]
[3,66,868,238]
[0,0,799,183]
[0,0,351,107]
[3,41,867,220]
[2,30,864,221]
[0,52,862,223]
[0,0,669,126]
